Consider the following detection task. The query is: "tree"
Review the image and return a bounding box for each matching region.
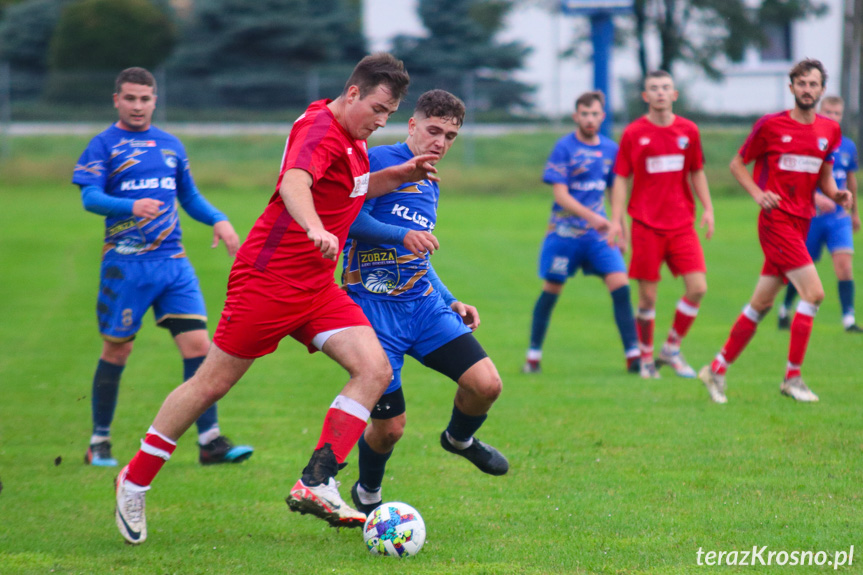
[392,0,533,111]
[0,0,74,70]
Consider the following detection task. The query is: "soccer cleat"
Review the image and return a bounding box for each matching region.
[845,324,863,333]
[350,481,382,516]
[777,315,790,330]
[639,360,660,379]
[440,431,509,476]
[115,465,147,545]
[626,356,641,374]
[656,345,696,378]
[198,435,254,465]
[85,440,118,467]
[780,376,819,402]
[286,478,367,528]
[697,365,728,404]
[521,359,541,374]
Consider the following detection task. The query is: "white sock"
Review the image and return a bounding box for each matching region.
[356,483,382,504]
[445,431,474,450]
[198,427,221,446]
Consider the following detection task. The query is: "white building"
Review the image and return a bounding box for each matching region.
[363,0,847,118]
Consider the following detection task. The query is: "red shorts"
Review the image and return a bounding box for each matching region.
[628,220,706,282]
[213,259,371,359]
[758,209,813,279]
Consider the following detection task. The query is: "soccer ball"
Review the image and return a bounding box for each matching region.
[362,501,426,558]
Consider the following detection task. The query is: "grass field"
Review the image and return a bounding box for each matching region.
[1,131,862,574]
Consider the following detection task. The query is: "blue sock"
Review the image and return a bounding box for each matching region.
[783,283,798,312]
[446,404,487,442]
[357,434,392,493]
[184,356,218,436]
[91,359,124,438]
[610,285,638,354]
[529,291,559,350]
[838,280,855,319]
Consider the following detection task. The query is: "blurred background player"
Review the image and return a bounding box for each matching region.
[522,91,639,374]
[699,59,851,404]
[73,67,252,468]
[342,89,508,515]
[113,54,441,545]
[777,95,860,332]
[607,71,715,380]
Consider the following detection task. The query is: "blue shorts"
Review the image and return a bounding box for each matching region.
[350,292,471,394]
[806,213,854,262]
[97,258,207,342]
[538,232,627,283]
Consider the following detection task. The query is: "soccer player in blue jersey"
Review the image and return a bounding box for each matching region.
[522,91,640,374]
[341,89,508,514]
[777,95,860,332]
[73,67,253,467]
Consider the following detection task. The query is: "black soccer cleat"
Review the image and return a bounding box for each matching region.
[777,315,790,330]
[440,431,509,476]
[845,324,863,333]
[350,481,382,516]
[198,435,254,465]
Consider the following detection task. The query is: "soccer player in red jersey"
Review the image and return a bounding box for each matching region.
[113,53,440,545]
[608,70,715,380]
[698,59,852,404]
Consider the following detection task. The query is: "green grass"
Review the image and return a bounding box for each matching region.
[1,131,862,574]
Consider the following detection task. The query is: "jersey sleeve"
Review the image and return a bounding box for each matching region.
[613,128,633,177]
[849,140,859,172]
[689,125,705,171]
[72,136,108,189]
[542,138,569,185]
[739,116,769,164]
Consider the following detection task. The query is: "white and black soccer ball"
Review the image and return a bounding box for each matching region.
[362,502,426,558]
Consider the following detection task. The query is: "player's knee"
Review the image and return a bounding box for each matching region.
[687,283,707,302]
[472,372,502,404]
[365,356,393,389]
[376,422,405,450]
[102,340,134,364]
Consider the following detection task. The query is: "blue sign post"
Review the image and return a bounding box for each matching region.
[561,0,634,136]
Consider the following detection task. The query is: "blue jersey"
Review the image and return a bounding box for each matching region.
[343,142,437,301]
[73,125,199,260]
[543,132,617,240]
[816,136,858,218]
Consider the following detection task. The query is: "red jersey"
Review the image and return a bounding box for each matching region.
[615,115,705,230]
[236,100,370,290]
[739,111,841,219]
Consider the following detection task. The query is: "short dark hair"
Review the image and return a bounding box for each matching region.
[115,67,156,94]
[575,90,605,110]
[643,70,673,88]
[789,58,827,86]
[343,52,410,102]
[414,89,466,127]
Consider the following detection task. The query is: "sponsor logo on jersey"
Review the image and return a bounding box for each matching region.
[818,138,828,151]
[359,248,399,293]
[120,177,177,191]
[162,149,178,168]
[569,180,607,192]
[677,136,690,150]
[347,147,353,155]
[350,172,370,198]
[781,135,793,143]
[639,137,651,145]
[778,154,823,174]
[130,140,157,148]
[391,203,432,229]
[645,154,685,174]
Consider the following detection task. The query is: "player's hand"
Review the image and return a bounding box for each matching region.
[307,226,340,261]
[607,221,627,252]
[403,230,439,257]
[757,190,782,210]
[132,198,163,219]
[399,153,440,183]
[700,209,715,240]
[588,213,611,234]
[814,193,837,214]
[833,190,853,211]
[212,220,240,257]
[852,212,861,233]
[451,301,480,330]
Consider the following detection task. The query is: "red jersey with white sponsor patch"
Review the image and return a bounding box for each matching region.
[615,115,704,230]
[739,111,841,219]
[235,99,370,290]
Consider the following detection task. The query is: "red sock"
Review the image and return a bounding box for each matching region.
[667,297,700,346]
[315,407,368,464]
[719,311,759,366]
[788,305,816,376]
[636,310,655,360]
[126,429,177,487]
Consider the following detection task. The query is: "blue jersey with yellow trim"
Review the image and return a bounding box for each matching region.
[816,136,858,218]
[343,142,437,300]
[73,124,197,260]
[543,132,617,240]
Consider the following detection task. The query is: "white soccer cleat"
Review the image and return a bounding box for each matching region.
[656,345,697,378]
[780,376,819,402]
[286,477,366,528]
[115,465,147,545]
[698,365,728,404]
[639,360,661,379]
